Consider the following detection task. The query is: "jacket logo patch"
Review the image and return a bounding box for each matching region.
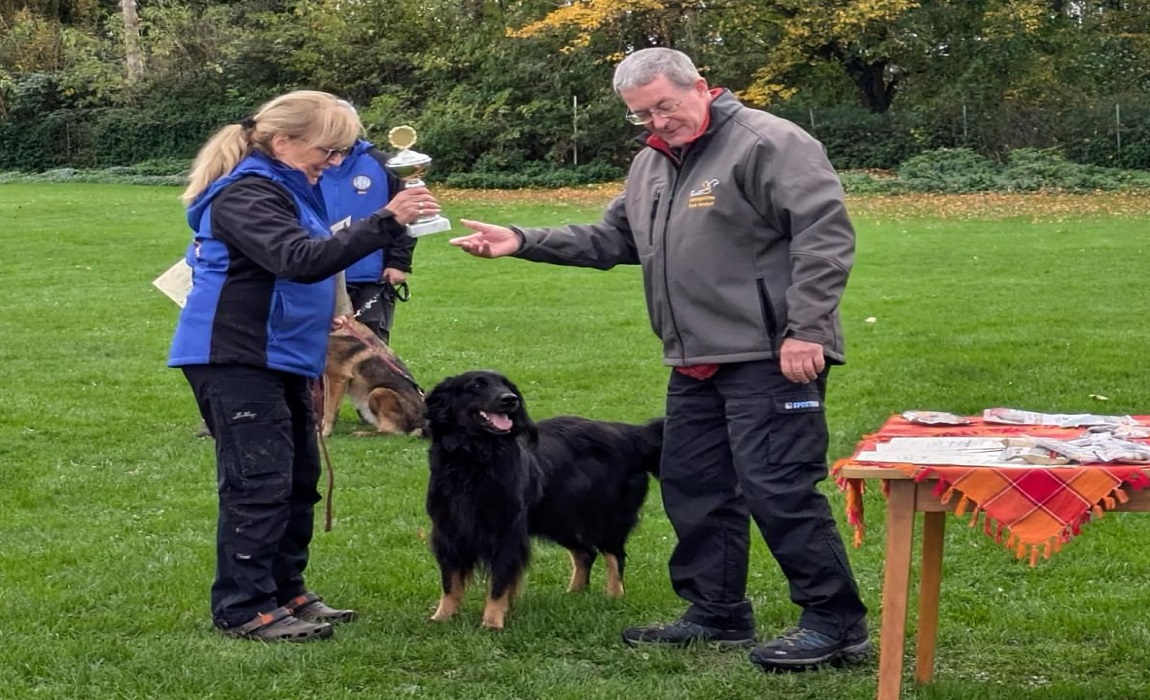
[352,175,372,192]
[231,410,258,421]
[688,178,719,208]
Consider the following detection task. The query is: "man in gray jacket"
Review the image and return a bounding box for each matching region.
[449,47,869,673]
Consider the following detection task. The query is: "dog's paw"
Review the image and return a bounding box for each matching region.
[351,430,385,437]
[430,598,459,622]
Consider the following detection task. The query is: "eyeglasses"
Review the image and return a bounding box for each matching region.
[318,145,352,160]
[625,99,684,126]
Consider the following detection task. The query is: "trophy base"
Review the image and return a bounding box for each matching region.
[407,215,452,238]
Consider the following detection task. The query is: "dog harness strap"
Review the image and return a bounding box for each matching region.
[339,320,424,394]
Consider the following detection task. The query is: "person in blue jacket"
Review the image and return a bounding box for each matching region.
[321,139,414,344]
[169,90,441,642]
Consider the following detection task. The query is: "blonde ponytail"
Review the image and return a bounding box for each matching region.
[181,90,363,207]
[182,124,251,205]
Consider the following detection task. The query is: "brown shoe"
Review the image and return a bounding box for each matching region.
[285,592,357,623]
[217,606,333,642]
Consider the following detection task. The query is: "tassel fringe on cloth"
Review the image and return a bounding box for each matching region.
[834,415,1150,565]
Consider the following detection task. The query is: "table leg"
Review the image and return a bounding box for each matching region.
[915,510,945,684]
[877,479,916,700]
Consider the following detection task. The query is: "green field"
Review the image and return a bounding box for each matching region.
[2,183,1150,699]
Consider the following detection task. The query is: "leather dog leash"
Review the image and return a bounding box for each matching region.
[311,378,337,532]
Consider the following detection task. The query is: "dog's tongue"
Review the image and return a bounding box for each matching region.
[488,413,513,431]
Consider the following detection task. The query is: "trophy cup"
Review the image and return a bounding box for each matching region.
[386,125,452,237]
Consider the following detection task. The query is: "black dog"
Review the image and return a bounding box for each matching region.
[423,370,663,629]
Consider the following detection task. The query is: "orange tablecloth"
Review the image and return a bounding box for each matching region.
[833,415,1150,564]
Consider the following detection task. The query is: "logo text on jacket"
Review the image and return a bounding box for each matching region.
[688,178,719,208]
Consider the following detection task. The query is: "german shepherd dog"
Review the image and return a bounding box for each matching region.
[423,370,663,630]
[321,317,425,437]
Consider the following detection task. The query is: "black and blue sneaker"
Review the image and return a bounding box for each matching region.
[622,617,756,648]
[748,626,873,671]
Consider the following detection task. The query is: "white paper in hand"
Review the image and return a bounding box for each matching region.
[153,259,193,308]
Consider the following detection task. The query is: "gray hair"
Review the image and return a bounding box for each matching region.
[613,48,701,93]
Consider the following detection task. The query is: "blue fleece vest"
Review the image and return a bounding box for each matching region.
[168,151,336,378]
[319,140,392,283]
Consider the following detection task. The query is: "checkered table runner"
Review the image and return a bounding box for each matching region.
[834,415,1150,565]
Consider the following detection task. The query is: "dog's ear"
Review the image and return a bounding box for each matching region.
[423,375,459,435]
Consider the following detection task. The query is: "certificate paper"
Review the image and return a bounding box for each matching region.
[153,259,192,308]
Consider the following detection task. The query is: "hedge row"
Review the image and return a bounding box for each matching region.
[3,98,1149,175]
[7,147,1149,193]
[0,103,247,170]
[770,101,1150,171]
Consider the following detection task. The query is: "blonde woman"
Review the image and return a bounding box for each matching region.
[169,90,439,642]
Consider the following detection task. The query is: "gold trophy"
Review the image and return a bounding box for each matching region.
[386,125,451,237]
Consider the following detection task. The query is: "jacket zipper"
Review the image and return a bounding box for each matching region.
[756,278,779,345]
[662,171,686,364]
[648,192,661,246]
[648,145,686,364]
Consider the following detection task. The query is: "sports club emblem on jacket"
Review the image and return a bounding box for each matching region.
[352,175,372,193]
[687,178,719,208]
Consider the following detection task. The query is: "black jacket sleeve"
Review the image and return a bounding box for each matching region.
[366,147,417,273]
[210,176,409,283]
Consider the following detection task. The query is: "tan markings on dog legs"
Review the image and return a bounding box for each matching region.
[321,373,351,437]
[399,393,427,435]
[431,571,467,622]
[367,388,402,435]
[603,553,625,598]
[566,550,591,593]
[481,578,520,630]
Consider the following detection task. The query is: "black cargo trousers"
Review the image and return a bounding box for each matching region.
[661,360,867,638]
[182,364,322,628]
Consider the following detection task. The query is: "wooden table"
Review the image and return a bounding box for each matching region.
[839,465,1150,700]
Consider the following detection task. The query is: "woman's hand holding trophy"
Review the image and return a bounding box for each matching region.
[384,125,452,237]
[384,185,440,227]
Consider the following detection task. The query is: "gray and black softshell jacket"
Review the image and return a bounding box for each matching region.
[514,89,855,367]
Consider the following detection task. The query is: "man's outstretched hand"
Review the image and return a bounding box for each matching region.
[449,219,521,258]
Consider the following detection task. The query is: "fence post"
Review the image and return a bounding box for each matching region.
[572,95,578,167]
[809,107,816,133]
[1115,102,1122,162]
[962,102,968,145]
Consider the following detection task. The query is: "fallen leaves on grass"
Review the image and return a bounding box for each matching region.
[441,186,1150,223]
[848,191,1150,223]
[439,183,622,208]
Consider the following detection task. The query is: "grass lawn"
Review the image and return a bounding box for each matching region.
[1,183,1150,699]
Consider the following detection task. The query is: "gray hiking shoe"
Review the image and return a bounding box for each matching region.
[622,617,755,648]
[748,626,872,671]
[216,606,333,642]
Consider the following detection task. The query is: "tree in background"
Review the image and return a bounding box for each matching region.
[119,0,142,83]
[2,0,1150,172]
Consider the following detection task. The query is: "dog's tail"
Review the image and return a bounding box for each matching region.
[639,417,666,479]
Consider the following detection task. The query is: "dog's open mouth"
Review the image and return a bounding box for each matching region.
[478,411,513,433]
